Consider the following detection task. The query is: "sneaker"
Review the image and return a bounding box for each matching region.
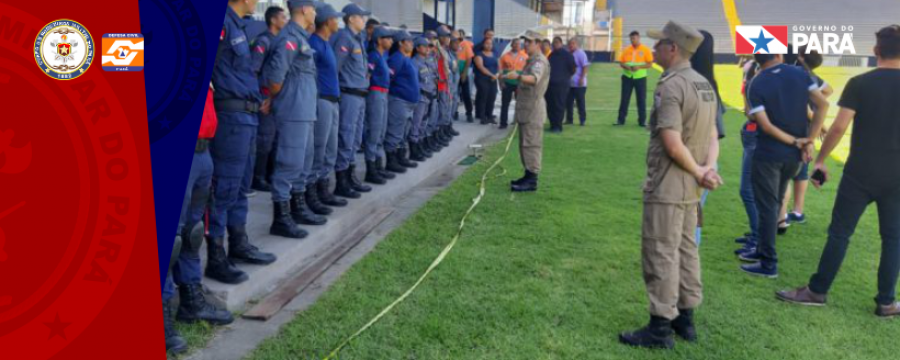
[788,212,807,224]
[740,263,778,278]
[776,286,827,306]
[735,233,753,244]
[778,220,790,235]
[734,244,756,256]
[875,302,900,318]
[738,251,763,263]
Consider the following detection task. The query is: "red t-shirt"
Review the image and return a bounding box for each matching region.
[198,86,217,139]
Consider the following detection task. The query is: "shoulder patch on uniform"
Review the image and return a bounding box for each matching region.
[354,48,363,54]
[220,27,225,41]
[231,35,246,46]
[341,46,349,53]
[286,41,298,51]
[254,45,265,53]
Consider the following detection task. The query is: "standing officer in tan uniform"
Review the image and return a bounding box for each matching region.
[505,34,550,192]
[619,21,722,349]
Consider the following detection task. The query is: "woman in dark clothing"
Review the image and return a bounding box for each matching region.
[474,39,500,124]
[546,37,576,132]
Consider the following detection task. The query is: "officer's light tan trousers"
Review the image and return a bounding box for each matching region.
[641,202,703,320]
[518,120,543,174]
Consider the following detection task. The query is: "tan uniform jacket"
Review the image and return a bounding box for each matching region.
[514,53,550,124]
[643,61,717,204]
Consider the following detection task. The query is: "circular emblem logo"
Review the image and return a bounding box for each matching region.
[33,19,94,80]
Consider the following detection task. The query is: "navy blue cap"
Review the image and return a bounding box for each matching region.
[394,30,413,43]
[342,3,371,17]
[288,0,320,9]
[424,31,437,40]
[315,4,343,24]
[372,26,394,40]
[437,27,452,37]
[414,37,430,47]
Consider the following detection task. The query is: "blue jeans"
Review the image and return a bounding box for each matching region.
[740,128,759,242]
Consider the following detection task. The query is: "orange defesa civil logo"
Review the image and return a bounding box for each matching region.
[101,33,144,71]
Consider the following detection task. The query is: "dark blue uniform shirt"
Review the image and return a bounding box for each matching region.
[746,63,817,162]
[310,33,339,98]
[368,48,391,90]
[388,51,420,103]
[212,7,263,124]
[251,30,277,90]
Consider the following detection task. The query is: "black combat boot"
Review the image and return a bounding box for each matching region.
[176,283,234,325]
[510,171,538,192]
[252,152,272,192]
[409,141,426,162]
[437,129,451,146]
[365,160,387,185]
[317,178,348,206]
[376,157,395,179]
[510,171,530,186]
[290,192,327,225]
[227,226,277,265]
[304,183,332,215]
[672,309,698,342]
[205,236,248,284]
[270,201,308,239]
[347,164,372,193]
[333,170,361,199]
[164,299,188,354]
[397,147,418,168]
[619,316,676,349]
[420,138,434,158]
[448,124,459,137]
[385,151,407,173]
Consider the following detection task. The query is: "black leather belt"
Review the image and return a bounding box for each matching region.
[319,95,340,103]
[340,87,368,97]
[214,99,260,114]
[196,139,210,153]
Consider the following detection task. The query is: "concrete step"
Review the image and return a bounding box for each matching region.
[197,121,505,311]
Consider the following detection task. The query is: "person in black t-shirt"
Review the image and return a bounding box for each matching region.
[546,37,576,133]
[777,25,900,318]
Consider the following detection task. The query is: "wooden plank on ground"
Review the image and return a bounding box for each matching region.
[242,208,394,321]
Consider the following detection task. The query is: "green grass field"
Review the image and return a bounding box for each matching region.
[243,64,897,360]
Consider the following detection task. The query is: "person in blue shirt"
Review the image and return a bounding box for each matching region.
[263,0,323,239]
[363,26,395,185]
[385,31,420,172]
[208,0,276,285]
[739,51,829,278]
[304,3,347,219]
[331,3,372,198]
[250,6,288,193]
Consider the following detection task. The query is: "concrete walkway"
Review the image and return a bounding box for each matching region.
[184,120,508,360]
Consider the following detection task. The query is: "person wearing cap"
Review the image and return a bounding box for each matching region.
[616,31,654,127]
[250,6,288,193]
[421,30,444,158]
[208,0,276,284]
[364,18,380,52]
[505,34,549,192]
[618,21,722,349]
[409,36,436,162]
[385,31,420,172]
[331,3,373,199]
[363,26,395,185]
[304,3,348,220]
[499,38,528,130]
[263,0,322,239]
[430,26,459,155]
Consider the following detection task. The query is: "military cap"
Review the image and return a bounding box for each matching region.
[647,21,704,54]
[314,4,343,24]
[342,3,371,17]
